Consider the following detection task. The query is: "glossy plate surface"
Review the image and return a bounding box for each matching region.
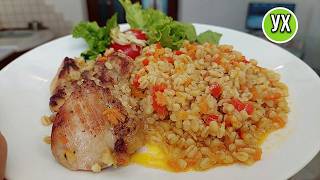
[1,24,320,180]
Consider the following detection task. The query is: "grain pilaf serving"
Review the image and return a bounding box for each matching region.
[130,42,289,171]
[42,0,289,173]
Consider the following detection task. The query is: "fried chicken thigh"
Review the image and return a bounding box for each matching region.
[49,53,144,171]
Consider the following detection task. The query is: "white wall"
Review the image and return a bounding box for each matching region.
[180,0,247,31]
[303,0,320,71]
[43,0,88,24]
[179,0,320,72]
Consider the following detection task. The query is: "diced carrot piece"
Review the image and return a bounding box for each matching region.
[131,87,145,98]
[213,55,221,64]
[194,152,203,160]
[154,48,165,58]
[186,159,197,167]
[253,148,262,161]
[224,117,232,127]
[132,74,141,88]
[185,44,197,60]
[273,116,286,128]
[230,61,239,65]
[238,130,246,139]
[209,83,222,98]
[221,63,230,71]
[240,84,247,91]
[97,56,107,62]
[188,50,196,59]
[199,98,209,114]
[176,111,188,120]
[264,92,282,100]
[167,160,181,172]
[184,77,193,86]
[204,114,219,126]
[250,87,258,100]
[224,135,233,146]
[175,66,186,73]
[155,42,162,49]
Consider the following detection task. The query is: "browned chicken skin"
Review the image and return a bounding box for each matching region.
[50,57,81,112]
[49,53,144,171]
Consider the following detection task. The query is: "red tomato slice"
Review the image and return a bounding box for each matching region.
[111,43,141,59]
[231,98,246,111]
[209,83,222,98]
[152,99,168,117]
[231,98,254,115]
[245,103,254,115]
[152,84,166,93]
[151,84,168,117]
[174,50,184,55]
[128,29,147,40]
[162,57,174,64]
[237,129,246,139]
[204,114,219,125]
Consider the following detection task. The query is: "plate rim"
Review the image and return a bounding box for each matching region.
[1,23,320,180]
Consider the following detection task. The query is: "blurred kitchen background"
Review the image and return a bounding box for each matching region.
[0,0,319,177]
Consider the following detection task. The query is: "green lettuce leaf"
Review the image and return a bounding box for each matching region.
[119,0,145,28]
[142,9,172,44]
[72,14,118,60]
[80,49,100,60]
[106,13,118,35]
[158,22,185,49]
[143,8,172,28]
[179,22,197,42]
[197,30,222,45]
[72,21,101,49]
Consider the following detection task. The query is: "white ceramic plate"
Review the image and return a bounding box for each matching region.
[1,24,320,180]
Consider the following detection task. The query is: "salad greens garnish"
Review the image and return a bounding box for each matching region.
[72,14,118,60]
[72,0,222,60]
[119,0,197,49]
[197,30,222,45]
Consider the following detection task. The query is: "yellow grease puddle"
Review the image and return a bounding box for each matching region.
[131,135,270,172]
[130,143,172,171]
[131,130,291,172]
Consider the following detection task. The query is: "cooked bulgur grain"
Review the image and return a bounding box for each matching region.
[43,136,51,144]
[91,163,102,172]
[41,115,52,126]
[130,41,289,171]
